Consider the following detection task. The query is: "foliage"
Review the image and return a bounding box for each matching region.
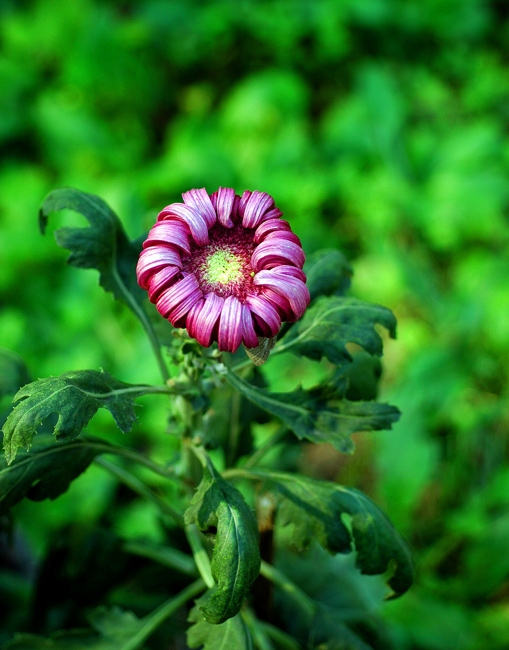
[1,0,508,648]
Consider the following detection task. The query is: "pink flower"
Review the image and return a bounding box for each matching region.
[136,187,310,353]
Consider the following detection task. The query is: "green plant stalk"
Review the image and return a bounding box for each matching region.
[241,607,276,650]
[118,577,205,650]
[94,457,184,526]
[185,523,215,589]
[258,621,303,650]
[123,540,198,577]
[259,561,316,619]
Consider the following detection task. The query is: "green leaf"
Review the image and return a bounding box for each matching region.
[226,370,400,453]
[0,438,106,515]
[304,249,353,302]
[184,460,261,624]
[1,607,146,650]
[283,296,397,366]
[256,471,414,598]
[187,603,252,649]
[0,347,30,399]
[39,187,144,307]
[2,370,150,464]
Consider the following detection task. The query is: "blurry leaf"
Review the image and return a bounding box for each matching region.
[339,352,382,401]
[0,438,106,515]
[187,603,252,649]
[304,249,352,302]
[226,370,400,453]
[1,607,146,649]
[184,461,260,624]
[1,631,100,649]
[284,296,397,366]
[0,348,30,399]
[258,471,414,597]
[39,188,144,307]
[2,370,150,464]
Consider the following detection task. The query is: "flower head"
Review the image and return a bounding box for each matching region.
[136,187,309,354]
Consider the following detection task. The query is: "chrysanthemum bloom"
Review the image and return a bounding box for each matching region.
[136,188,310,354]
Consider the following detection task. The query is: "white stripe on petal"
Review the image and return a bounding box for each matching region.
[183,188,217,229]
[218,295,243,352]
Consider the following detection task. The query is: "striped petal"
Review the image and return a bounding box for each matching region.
[264,230,302,246]
[136,246,182,290]
[156,274,200,318]
[218,295,243,352]
[254,270,310,320]
[241,303,260,348]
[158,203,209,246]
[242,191,275,229]
[238,191,252,219]
[183,188,216,229]
[143,221,191,255]
[259,286,293,319]
[254,218,292,243]
[259,207,283,224]
[187,293,224,347]
[147,265,181,303]
[245,295,281,337]
[168,288,203,326]
[251,239,305,271]
[216,186,235,228]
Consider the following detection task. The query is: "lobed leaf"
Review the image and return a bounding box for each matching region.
[304,249,353,302]
[258,471,414,597]
[2,369,150,464]
[184,462,261,624]
[187,603,252,649]
[39,187,144,307]
[0,438,108,515]
[226,370,400,453]
[283,296,397,366]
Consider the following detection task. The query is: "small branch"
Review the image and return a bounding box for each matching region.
[118,577,205,650]
[259,561,316,620]
[94,457,184,526]
[185,523,215,589]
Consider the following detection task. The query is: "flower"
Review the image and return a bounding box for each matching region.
[136,187,310,353]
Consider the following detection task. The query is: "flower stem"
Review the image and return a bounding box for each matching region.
[118,577,205,650]
[94,457,184,526]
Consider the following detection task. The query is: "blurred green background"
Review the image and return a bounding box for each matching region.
[1,0,509,648]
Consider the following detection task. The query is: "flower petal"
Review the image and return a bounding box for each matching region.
[245,294,281,337]
[241,304,260,348]
[218,295,243,352]
[238,191,252,219]
[269,264,307,282]
[259,286,293,319]
[187,292,224,347]
[143,221,191,255]
[158,203,209,246]
[242,191,275,229]
[147,265,181,303]
[168,288,203,325]
[254,270,310,320]
[251,239,305,271]
[183,188,216,229]
[259,207,283,223]
[254,218,292,243]
[216,186,235,228]
[136,246,182,290]
[264,230,302,247]
[156,274,200,318]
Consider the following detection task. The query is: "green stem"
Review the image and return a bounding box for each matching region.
[123,540,197,577]
[185,523,215,589]
[259,622,303,650]
[259,561,316,619]
[118,577,205,650]
[241,608,275,650]
[242,426,287,470]
[84,438,176,481]
[94,457,184,526]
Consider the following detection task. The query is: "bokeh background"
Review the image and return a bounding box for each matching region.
[1,0,509,648]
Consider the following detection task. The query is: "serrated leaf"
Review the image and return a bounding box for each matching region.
[39,187,144,307]
[304,249,353,302]
[187,602,252,649]
[0,347,30,399]
[226,370,400,453]
[283,296,397,366]
[2,370,151,464]
[184,461,261,624]
[257,471,414,597]
[0,438,107,515]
